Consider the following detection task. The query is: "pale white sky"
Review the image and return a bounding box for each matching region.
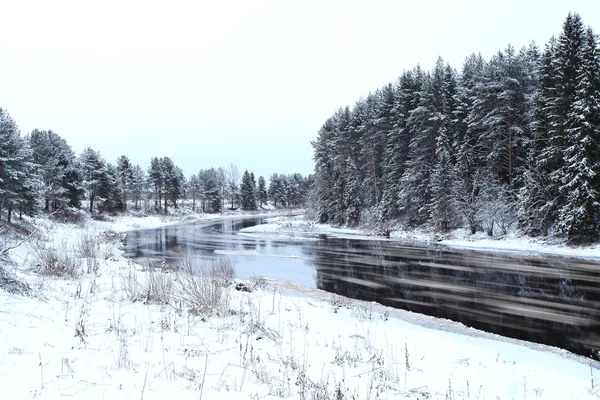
[0,0,598,179]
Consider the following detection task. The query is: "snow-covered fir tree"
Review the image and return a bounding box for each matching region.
[257,175,268,207]
[311,12,600,241]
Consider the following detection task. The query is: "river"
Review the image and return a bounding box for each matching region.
[122,215,600,360]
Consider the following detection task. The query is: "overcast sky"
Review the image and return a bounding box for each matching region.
[0,0,598,179]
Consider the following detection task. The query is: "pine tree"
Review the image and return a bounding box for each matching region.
[188,174,200,211]
[344,157,361,226]
[250,172,258,208]
[379,69,421,220]
[130,165,147,210]
[79,148,105,213]
[200,168,222,212]
[96,162,121,212]
[397,73,440,226]
[430,126,455,231]
[543,13,586,224]
[556,26,600,242]
[453,54,487,233]
[116,155,133,210]
[0,110,39,222]
[240,170,257,210]
[148,157,163,211]
[28,129,81,210]
[257,175,268,207]
[519,38,557,235]
[160,157,178,212]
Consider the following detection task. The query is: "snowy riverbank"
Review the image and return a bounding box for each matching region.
[238,214,600,260]
[0,212,599,399]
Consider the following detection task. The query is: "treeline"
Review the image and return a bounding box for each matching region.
[0,112,311,222]
[312,13,600,243]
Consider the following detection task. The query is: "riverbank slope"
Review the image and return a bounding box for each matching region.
[239,214,600,260]
[0,212,598,399]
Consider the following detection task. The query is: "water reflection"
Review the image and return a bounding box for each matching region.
[124,217,600,359]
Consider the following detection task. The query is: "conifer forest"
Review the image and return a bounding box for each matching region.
[0,115,311,222]
[311,13,600,243]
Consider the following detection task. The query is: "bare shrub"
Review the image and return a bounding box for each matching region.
[0,266,30,295]
[145,268,173,304]
[209,257,236,287]
[327,294,353,313]
[78,231,99,259]
[122,265,142,302]
[122,265,172,304]
[352,302,375,321]
[174,256,235,316]
[33,242,79,278]
[50,208,86,225]
[250,275,268,290]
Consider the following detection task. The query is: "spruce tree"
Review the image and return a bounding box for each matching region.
[519,38,558,235]
[28,129,81,210]
[240,170,257,210]
[0,110,39,222]
[257,176,268,207]
[116,155,133,210]
[148,157,163,211]
[79,148,105,213]
[556,26,600,242]
[430,126,455,231]
[397,74,439,226]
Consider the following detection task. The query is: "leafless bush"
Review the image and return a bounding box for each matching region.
[209,257,236,286]
[250,275,268,290]
[174,256,235,316]
[78,231,99,259]
[122,265,173,304]
[352,302,376,321]
[0,266,30,295]
[50,208,86,225]
[33,242,79,278]
[327,294,354,313]
[122,266,143,302]
[145,268,173,304]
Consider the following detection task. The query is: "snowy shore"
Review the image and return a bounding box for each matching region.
[239,214,600,260]
[0,212,599,399]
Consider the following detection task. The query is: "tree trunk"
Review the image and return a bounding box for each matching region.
[7,205,12,224]
[45,198,50,212]
[164,193,168,214]
[508,134,514,184]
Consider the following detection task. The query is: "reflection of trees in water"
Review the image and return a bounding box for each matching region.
[307,238,600,359]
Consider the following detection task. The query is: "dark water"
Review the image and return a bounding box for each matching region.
[123,216,600,359]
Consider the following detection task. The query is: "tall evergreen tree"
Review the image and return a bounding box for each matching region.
[148,157,163,211]
[0,110,39,222]
[240,170,257,210]
[430,126,455,231]
[556,26,600,242]
[257,175,268,207]
[28,129,81,210]
[79,148,105,213]
[116,155,134,210]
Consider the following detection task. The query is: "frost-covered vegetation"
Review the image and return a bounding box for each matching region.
[0,113,312,223]
[311,13,600,244]
[0,213,598,399]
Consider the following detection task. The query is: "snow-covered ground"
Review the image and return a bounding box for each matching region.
[238,215,378,241]
[239,214,600,260]
[0,212,599,399]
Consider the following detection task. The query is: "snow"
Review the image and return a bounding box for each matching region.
[392,227,600,260]
[242,214,600,260]
[0,212,599,399]
[238,214,380,241]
